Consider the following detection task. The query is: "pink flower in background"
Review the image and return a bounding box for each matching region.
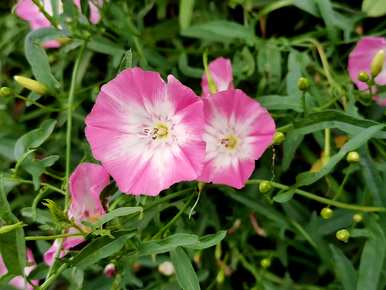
[44,163,109,265]
[15,0,102,48]
[199,89,275,189]
[0,249,38,290]
[85,68,205,196]
[201,57,234,97]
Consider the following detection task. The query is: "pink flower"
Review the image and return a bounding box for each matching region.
[15,0,102,48]
[44,163,109,265]
[0,249,38,290]
[348,36,386,90]
[199,89,275,188]
[201,57,233,97]
[85,68,205,196]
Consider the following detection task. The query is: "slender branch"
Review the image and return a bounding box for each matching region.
[25,232,84,241]
[247,180,386,212]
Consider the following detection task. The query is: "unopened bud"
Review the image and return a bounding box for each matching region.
[259,181,272,193]
[272,132,285,145]
[14,76,48,95]
[320,207,333,219]
[371,49,385,78]
[0,87,12,97]
[346,151,360,163]
[353,213,363,223]
[158,261,175,276]
[104,263,117,278]
[216,269,225,284]
[358,71,369,83]
[297,77,310,91]
[260,258,271,269]
[336,229,350,242]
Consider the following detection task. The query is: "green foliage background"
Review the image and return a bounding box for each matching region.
[0,0,386,290]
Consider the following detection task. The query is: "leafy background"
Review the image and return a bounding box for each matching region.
[0,0,386,290]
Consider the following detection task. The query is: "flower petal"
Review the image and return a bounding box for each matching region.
[201,57,233,96]
[43,235,85,266]
[86,68,205,195]
[348,36,386,90]
[199,89,275,188]
[69,162,109,222]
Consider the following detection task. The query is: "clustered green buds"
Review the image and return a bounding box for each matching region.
[357,71,369,83]
[272,132,285,145]
[320,207,333,219]
[353,213,363,223]
[346,151,360,163]
[297,77,310,92]
[261,258,271,269]
[336,229,350,242]
[371,49,385,78]
[259,180,272,193]
[14,75,48,95]
[0,86,12,97]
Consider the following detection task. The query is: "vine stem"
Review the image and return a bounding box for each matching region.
[25,232,84,241]
[64,41,87,211]
[247,180,386,212]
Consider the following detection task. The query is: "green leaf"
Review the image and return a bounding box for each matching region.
[296,124,384,187]
[181,20,254,44]
[179,0,195,30]
[171,247,200,290]
[92,207,143,228]
[71,232,135,269]
[21,155,59,190]
[0,175,26,276]
[315,0,338,42]
[14,119,56,160]
[273,189,295,203]
[178,53,203,78]
[356,218,386,290]
[24,28,62,91]
[258,95,302,112]
[293,0,320,17]
[362,0,386,17]
[257,41,282,89]
[330,245,357,290]
[185,231,226,250]
[137,234,199,256]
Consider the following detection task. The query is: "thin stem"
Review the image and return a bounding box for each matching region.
[38,263,68,290]
[5,176,65,195]
[64,41,87,211]
[14,94,60,112]
[322,128,331,166]
[302,92,307,115]
[25,232,84,241]
[247,180,386,212]
[152,193,195,239]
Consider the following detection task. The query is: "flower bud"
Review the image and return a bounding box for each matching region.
[357,71,369,83]
[104,263,117,278]
[216,269,225,284]
[297,77,310,92]
[259,181,272,193]
[272,132,285,145]
[353,213,363,223]
[320,207,333,219]
[371,49,385,78]
[0,87,12,97]
[260,258,271,269]
[346,151,360,163]
[158,261,175,276]
[336,229,350,242]
[14,75,48,95]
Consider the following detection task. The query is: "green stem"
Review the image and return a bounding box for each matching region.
[25,232,84,241]
[5,176,65,195]
[302,92,307,115]
[322,128,331,166]
[38,263,68,290]
[15,94,60,112]
[152,193,195,239]
[64,41,87,211]
[31,0,59,29]
[247,180,386,212]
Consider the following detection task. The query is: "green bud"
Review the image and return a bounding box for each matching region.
[297,77,310,92]
[0,221,25,234]
[353,213,363,223]
[272,132,285,145]
[358,71,370,83]
[14,75,48,95]
[346,151,360,163]
[259,181,272,193]
[216,269,225,284]
[336,229,350,242]
[320,207,333,219]
[198,182,205,193]
[371,49,385,78]
[0,87,12,97]
[260,258,271,269]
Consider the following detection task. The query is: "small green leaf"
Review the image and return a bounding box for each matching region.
[179,0,195,30]
[14,119,56,160]
[362,0,386,17]
[273,189,295,203]
[171,247,200,290]
[92,207,143,228]
[330,244,357,290]
[137,234,199,256]
[185,231,226,250]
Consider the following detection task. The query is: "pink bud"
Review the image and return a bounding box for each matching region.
[104,263,117,278]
